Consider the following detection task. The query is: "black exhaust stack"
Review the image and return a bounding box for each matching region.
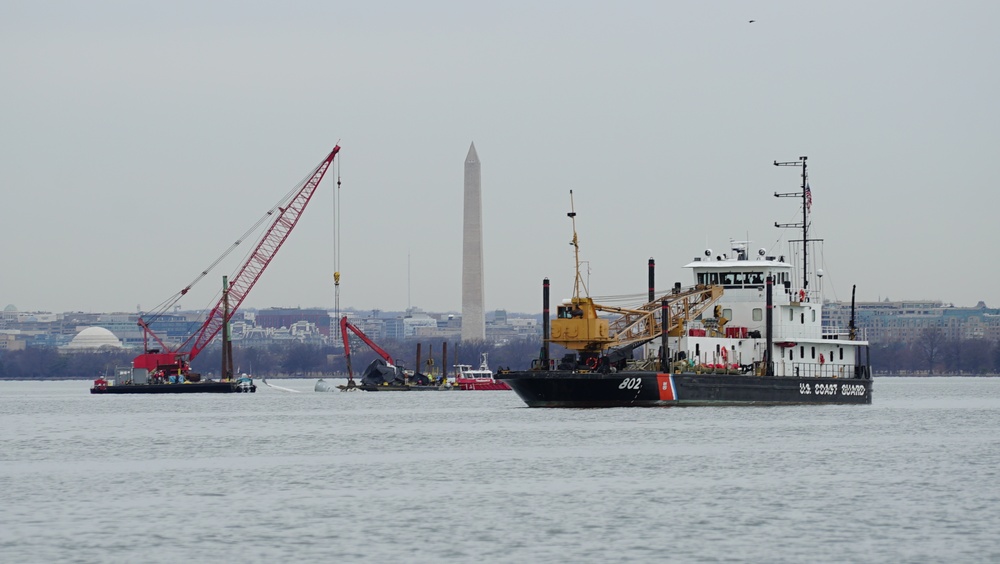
[541,278,550,370]
[765,275,774,376]
[660,298,669,372]
[648,258,655,304]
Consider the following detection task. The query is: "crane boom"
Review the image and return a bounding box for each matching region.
[341,316,395,381]
[550,284,723,352]
[182,146,340,361]
[134,146,340,376]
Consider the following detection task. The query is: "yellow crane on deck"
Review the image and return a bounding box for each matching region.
[547,191,724,370]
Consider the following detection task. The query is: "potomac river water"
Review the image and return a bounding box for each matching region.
[1,377,998,563]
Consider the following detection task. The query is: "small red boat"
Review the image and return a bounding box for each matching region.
[454,353,510,391]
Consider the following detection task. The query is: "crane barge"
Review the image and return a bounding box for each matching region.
[92,146,341,394]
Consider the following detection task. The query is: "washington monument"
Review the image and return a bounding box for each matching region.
[462,142,485,341]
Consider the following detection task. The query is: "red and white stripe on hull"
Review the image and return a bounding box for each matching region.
[656,373,677,401]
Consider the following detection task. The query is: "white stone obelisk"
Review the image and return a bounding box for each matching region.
[462,142,486,341]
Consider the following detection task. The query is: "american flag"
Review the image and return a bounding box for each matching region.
[805,183,812,212]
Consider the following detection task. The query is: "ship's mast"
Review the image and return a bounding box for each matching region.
[568,190,588,300]
[774,156,818,296]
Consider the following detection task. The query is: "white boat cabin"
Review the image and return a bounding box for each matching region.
[654,242,868,378]
[453,353,494,382]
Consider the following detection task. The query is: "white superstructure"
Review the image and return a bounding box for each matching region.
[656,241,868,379]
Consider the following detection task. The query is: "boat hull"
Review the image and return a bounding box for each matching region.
[90,382,255,394]
[455,379,511,391]
[497,371,871,407]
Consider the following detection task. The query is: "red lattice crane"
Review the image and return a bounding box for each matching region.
[134,146,341,376]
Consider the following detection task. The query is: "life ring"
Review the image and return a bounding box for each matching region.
[819,353,826,365]
[799,289,806,302]
[720,347,728,362]
[585,356,599,370]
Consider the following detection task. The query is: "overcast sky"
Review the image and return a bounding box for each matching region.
[2,1,998,317]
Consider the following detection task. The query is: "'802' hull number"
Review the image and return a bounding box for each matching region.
[619,377,642,390]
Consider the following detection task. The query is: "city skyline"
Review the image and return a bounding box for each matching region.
[2,2,998,314]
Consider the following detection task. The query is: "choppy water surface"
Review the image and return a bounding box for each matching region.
[2,377,999,563]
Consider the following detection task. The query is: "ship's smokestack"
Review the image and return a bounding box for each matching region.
[660,298,669,372]
[648,258,655,304]
[765,275,774,376]
[541,277,550,370]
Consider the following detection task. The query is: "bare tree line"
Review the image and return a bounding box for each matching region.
[0,338,543,380]
[3,330,999,379]
[874,328,1000,375]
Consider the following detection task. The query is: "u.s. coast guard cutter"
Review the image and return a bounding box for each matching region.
[497,157,873,407]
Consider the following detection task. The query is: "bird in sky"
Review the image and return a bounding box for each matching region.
[749,20,756,23]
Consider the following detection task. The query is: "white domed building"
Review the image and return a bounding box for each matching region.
[60,327,125,352]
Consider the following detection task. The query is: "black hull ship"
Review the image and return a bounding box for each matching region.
[498,157,872,407]
[500,372,870,408]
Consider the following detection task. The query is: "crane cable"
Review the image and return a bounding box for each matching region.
[141,165,318,326]
[333,154,342,336]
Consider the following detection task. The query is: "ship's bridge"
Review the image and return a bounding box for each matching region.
[684,245,793,290]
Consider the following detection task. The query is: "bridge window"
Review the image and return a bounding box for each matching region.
[839,348,844,360]
[800,346,804,359]
[811,346,815,359]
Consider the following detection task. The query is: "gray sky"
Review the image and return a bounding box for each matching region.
[3,1,998,316]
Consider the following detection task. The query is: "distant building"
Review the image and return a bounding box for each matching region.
[0,332,26,351]
[403,312,438,338]
[824,300,1000,344]
[59,327,125,352]
[383,317,404,341]
[255,308,332,337]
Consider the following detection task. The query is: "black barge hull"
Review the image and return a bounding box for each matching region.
[91,382,255,394]
[497,371,872,407]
